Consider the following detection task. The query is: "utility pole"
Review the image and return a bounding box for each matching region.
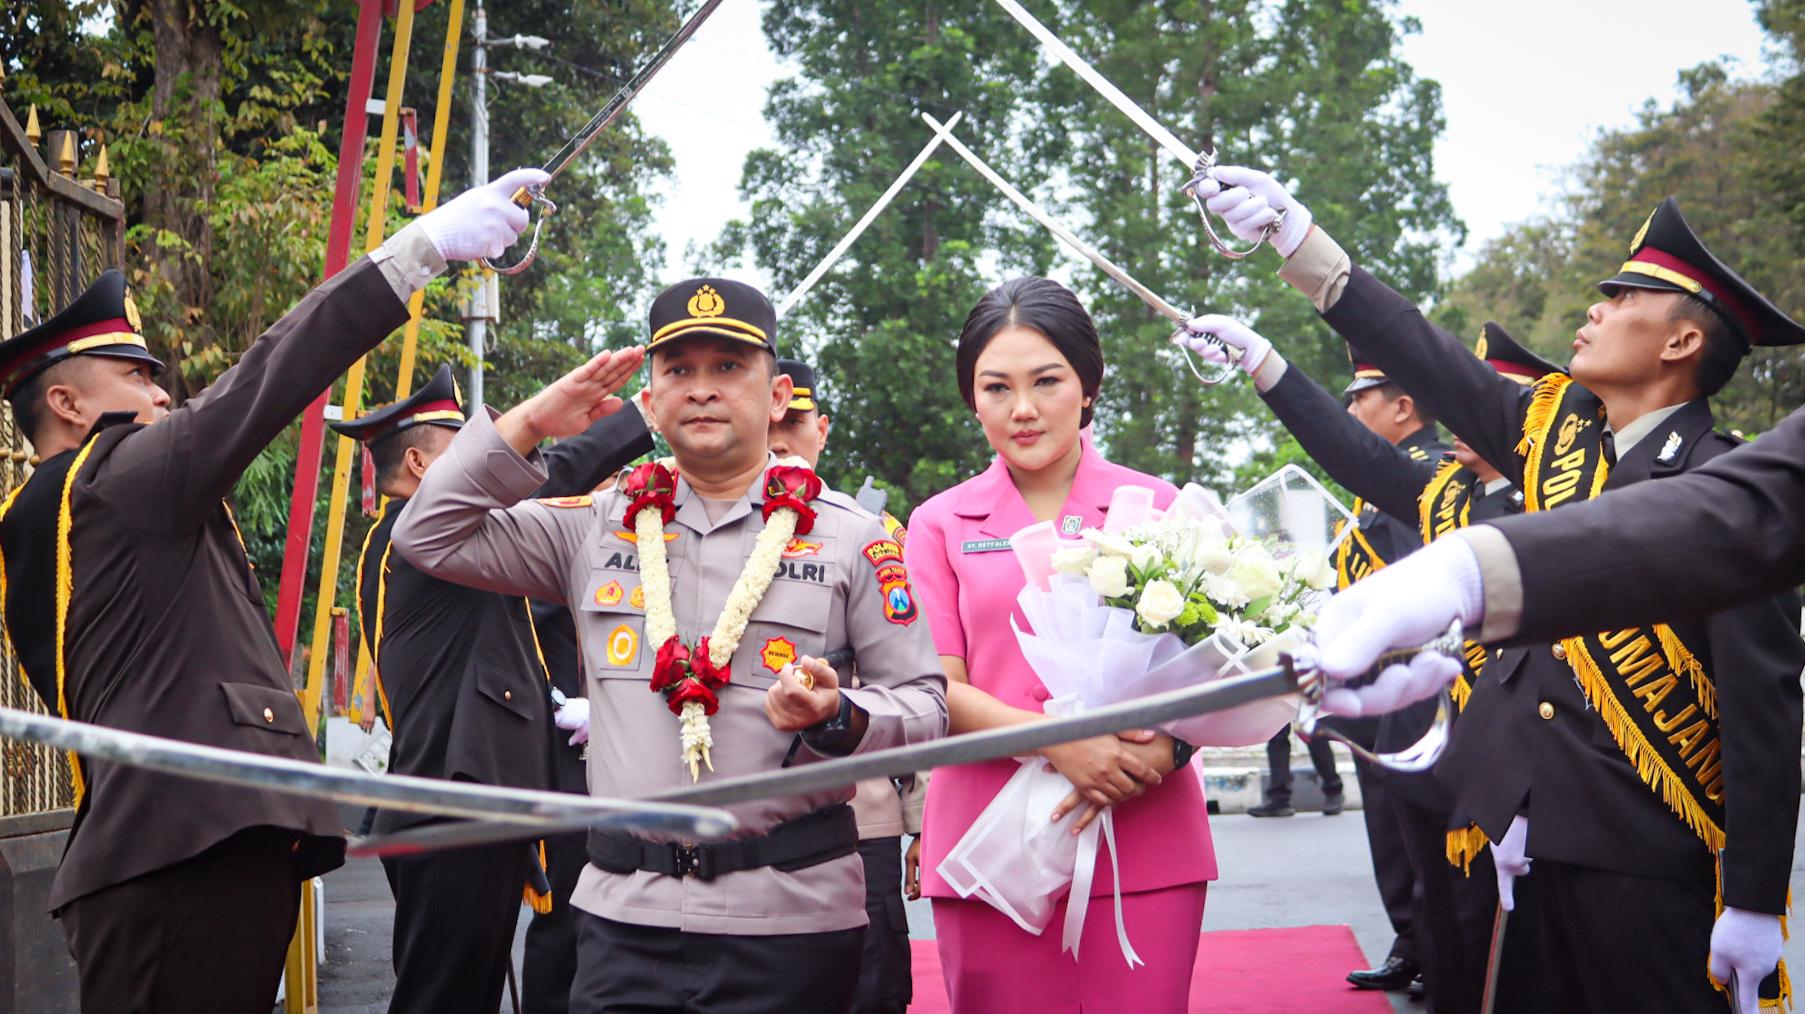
[464,3,550,411]
[467,0,491,410]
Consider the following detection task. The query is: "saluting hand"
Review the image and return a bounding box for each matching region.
[766,655,842,731]
[495,347,647,454]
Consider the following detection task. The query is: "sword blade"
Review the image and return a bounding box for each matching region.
[353,661,1304,856]
[539,0,731,183]
[990,0,1198,168]
[0,705,735,838]
[922,112,1188,325]
[775,113,961,317]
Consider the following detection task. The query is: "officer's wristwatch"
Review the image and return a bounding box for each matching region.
[1171,736,1198,771]
[801,692,861,756]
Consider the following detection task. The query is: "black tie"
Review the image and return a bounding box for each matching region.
[1601,430,1617,467]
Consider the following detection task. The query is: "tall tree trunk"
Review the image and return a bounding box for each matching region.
[143,0,222,405]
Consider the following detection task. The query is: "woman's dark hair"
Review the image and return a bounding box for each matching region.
[955,277,1105,428]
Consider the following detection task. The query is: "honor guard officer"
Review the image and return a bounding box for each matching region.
[0,168,543,1012]
[770,357,924,1014]
[1204,168,1805,1012]
[340,362,652,1014]
[390,278,949,1014]
[1183,317,1559,1012]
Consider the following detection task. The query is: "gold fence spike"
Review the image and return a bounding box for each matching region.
[57,132,76,175]
[93,145,110,185]
[24,105,40,145]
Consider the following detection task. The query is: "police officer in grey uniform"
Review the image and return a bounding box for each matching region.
[390,278,949,1014]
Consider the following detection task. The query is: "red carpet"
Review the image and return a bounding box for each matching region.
[908,925,1394,1012]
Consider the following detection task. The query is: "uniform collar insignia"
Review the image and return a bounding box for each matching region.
[1656,430,1684,464]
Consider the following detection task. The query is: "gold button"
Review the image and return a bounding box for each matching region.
[1538,702,1555,720]
[1551,643,1567,661]
[503,690,513,701]
[262,707,276,724]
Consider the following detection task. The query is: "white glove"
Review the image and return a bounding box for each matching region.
[1319,650,1462,718]
[418,167,550,262]
[553,696,591,747]
[1189,165,1313,258]
[1177,314,1273,377]
[1710,907,1782,1014]
[1491,815,1531,912]
[1315,534,1485,685]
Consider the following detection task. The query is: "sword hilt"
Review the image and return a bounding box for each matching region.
[481,186,557,276]
[1290,618,1465,774]
[1181,151,1285,261]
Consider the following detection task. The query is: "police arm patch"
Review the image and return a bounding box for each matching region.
[874,563,918,626]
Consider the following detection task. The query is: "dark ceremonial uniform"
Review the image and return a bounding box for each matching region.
[344,366,653,1014]
[523,599,592,1014]
[0,238,440,1009]
[1279,198,1805,1011]
[1467,398,1805,639]
[391,279,949,1014]
[779,357,919,1014]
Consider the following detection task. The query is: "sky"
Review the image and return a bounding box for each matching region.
[617,0,1779,288]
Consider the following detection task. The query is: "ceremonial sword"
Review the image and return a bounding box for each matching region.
[919,112,1236,386]
[774,114,961,317]
[987,0,1281,261]
[352,622,1464,856]
[0,705,735,839]
[481,0,730,276]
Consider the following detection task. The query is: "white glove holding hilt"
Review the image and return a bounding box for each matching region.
[419,167,550,262]
[1177,314,1273,377]
[1188,165,1314,259]
[553,696,591,747]
[1710,907,1782,1014]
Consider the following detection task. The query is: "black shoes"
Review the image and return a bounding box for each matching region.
[1321,791,1345,816]
[1346,956,1421,991]
[1247,801,1295,817]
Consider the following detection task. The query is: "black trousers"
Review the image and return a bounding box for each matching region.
[1264,724,1343,802]
[1532,859,1756,1013]
[851,838,912,1014]
[381,833,531,1014]
[524,831,590,1014]
[1354,757,1418,964]
[570,912,864,1013]
[60,826,302,1014]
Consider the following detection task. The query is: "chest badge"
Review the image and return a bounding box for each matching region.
[594,581,625,607]
[761,636,798,674]
[605,624,640,667]
[1059,515,1083,536]
[629,584,645,609]
[782,538,822,559]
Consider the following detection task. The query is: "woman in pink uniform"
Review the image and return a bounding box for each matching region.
[906,277,1216,1011]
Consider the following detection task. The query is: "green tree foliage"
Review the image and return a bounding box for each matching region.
[1434,60,1805,434]
[728,0,1458,511]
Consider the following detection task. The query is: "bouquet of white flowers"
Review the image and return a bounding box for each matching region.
[938,465,1352,966]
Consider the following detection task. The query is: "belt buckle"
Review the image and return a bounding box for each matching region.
[670,841,713,880]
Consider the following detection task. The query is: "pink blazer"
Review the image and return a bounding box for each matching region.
[907,446,1217,899]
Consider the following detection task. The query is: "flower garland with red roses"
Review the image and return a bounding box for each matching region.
[621,458,823,780]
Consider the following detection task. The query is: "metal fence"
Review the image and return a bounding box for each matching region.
[0,96,125,817]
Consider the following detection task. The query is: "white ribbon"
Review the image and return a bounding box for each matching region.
[1051,699,1143,969]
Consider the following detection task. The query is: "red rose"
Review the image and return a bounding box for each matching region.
[666,678,720,717]
[691,637,732,690]
[762,465,823,535]
[622,462,678,525]
[650,636,690,692]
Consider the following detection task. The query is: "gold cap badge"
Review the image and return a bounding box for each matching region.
[687,284,725,318]
[1629,209,1654,255]
[123,291,142,332]
[1473,326,1489,361]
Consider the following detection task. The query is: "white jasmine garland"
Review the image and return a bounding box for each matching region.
[637,456,815,781]
[1087,554,1131,598]
[1135,579,1185,629]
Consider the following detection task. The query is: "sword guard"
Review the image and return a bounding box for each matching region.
[481,187,557,277]
[1181,150,1284,261]
[1169,322,1240,387]
[1291,618,1464,773]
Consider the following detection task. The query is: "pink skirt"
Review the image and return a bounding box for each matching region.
[932,882,1208,1013]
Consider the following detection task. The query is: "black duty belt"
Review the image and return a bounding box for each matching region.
[587,803,856,881]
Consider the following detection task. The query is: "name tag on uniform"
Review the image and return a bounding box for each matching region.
[961,538,1013,554]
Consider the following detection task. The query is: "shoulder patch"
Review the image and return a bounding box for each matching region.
[874,563,918,626]
[881,511,908,546]
[538,495,593,508]
[862,539,904,567]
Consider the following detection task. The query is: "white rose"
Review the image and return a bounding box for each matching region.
[1294,549,1336,591]
[1051,545,1096,576]
[1135,579,1185,629]
[1087,554,1131,598]
[1191,532,1234,574]
[1083,530,1136,558]
[1130,542,1162,573]
[1203,571,1249,610]
[1231,544,1284,602]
